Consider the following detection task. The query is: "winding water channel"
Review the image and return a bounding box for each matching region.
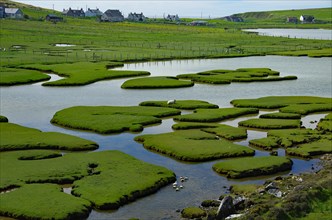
[1,55,331,219]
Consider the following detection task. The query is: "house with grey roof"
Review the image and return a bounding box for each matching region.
[300,15,315,23]
[62,8,85,17]
[85,8,103,17]
[101,9,124,22]
[5,8,23,19]
[165,14,180,22]
[128,12,146,22]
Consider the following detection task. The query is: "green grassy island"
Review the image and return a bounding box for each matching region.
[317,113,332,132]
[0,150,175,211]
[0,67,51,86]
[135,130,254,161]
[177,68,297,84]
[139,100,219,110]
[121,76,194,89]
[51,106,181,134]
[212,156,293,178]
[238,118,301,129]
[0,123,98,151]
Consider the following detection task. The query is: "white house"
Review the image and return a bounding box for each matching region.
[300,15,315,23]
[5,8,23,19]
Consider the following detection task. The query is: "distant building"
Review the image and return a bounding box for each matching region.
[286,17,298,23]
[128,12,146,22]
[4,8,23,19]
[0,6,5,18]
[189,20,208,26]
[300,15,315,23]
[101,10,124,22]
[165,14,180,22]
[85,8,103,17]
[46,14,63,22]
[222,16,244,22]
[62,8,85,17]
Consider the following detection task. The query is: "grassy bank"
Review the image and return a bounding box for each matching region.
[139,100,219,110]
[51,106,181,134]
[238,118,301,129]
[121,76,194,89]
[135,130,254,162]
[0,150,175,210]
[0,67,51,85]
[0,122,98,151]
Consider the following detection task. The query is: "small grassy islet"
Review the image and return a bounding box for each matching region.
[212,156,293,179]
[317,113,332,132]
[0,184,92,220]
[238,118,301,129]
[177,68,297,84]
[0,122,98,151]
[174,107,258,122]
[51,106,181,134]
[139,100,219,110]
[134,130,254,162]
[121,76,194,89]
[259,112,301,119]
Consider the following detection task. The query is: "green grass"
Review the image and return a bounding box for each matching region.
[0,115,8,122]
[19,62,150,86]
[231,96,332,109]
[177,68,297,84]
[51,106,181,134]
[134,130,254,162]
[121,76,194,89]
[272,48,332,58]
[172,122,247,140]
[212,156,293,178]
[0,122,98,151]
[140,100,219,110]
[174,107,258,122]
[260,112,301,119]
[286,139,332,158]
[317,113,332,132]
[249,137,281,150]
[238,118,301,129]
[0,184,92,220]
[0,67,51,85]
[0,150,175,209]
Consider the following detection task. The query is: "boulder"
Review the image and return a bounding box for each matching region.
[216,196,235,220]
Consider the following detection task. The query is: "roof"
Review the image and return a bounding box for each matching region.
[88,8,101,13]
[5,8,21,14]
[47,14,62,18]
[104,9,123,17]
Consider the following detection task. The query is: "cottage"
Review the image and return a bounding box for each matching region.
[5,8,23,19]
[0,6,5,18]
[62,8,85,17]
[128,12,146,22]
[101,10,124,22]
[85,8,103,17]
[287,17,298,23]
[189,20,208,26]
[300,15,315,23]
[222,16,244,22]
[165,14,180,22]
[46,14,63,22]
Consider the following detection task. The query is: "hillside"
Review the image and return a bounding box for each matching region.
[233,8,332,23]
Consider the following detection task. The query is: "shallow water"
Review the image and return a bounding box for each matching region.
[0,55,331,219]
[243,28,332,40]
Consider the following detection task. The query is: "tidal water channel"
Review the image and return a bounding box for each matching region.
[1,55,331,219]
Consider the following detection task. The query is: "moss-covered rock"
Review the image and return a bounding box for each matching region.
[212,156,293,178]
[0,184,92,219]
[181,207,206,219]
[0,123,98,151]
[135,130,254,162]
[51,106,181,134]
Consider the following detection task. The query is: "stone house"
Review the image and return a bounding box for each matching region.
[300,15,315,23]
[85,8,103,17]
[165,14,180,22]
[101,10,124,22]
[62,8,85,17]
[287,17,298,23]
[128,12,146,22]
[4,8,23,19]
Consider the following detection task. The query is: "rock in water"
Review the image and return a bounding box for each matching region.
[216,196,235,220]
